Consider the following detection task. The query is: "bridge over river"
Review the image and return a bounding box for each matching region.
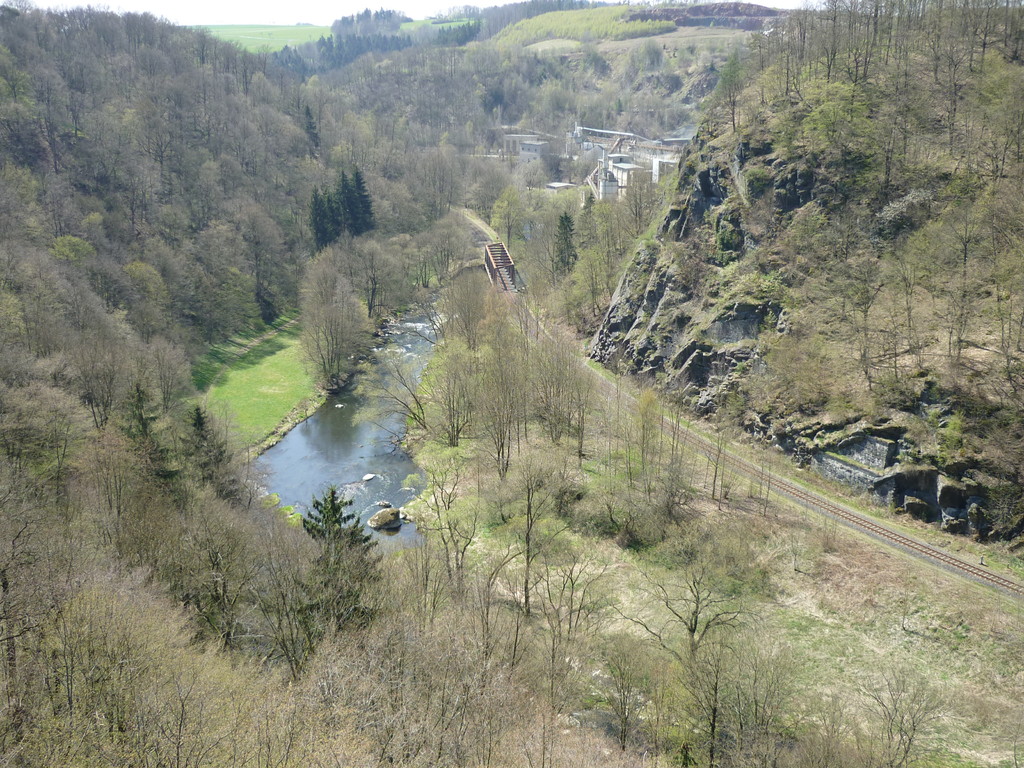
[483,241,517,292]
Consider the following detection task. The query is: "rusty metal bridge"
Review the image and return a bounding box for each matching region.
[484,242,517,292]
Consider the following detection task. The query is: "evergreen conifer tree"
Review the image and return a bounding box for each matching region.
[334,171,352,237]
[350,168,375,235]
[301,484,378,632]
[554,212,578,276]
[302,104,320,153]
[302,484,374,552]
[309,168,374,249]
[310,189,334,250]
[188,405,237,499]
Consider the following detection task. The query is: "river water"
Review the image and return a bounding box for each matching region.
[258,316,436,544]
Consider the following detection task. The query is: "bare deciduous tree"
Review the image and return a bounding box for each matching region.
[300,255,368,392]
[624,561,743,659]
[863,666,943,768]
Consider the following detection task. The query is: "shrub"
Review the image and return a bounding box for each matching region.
[716,221,744,252]
[745,166,772,197]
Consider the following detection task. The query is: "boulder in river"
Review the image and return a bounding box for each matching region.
[362,473,377,482]
[368,507,402,530]
[376,500,393,508]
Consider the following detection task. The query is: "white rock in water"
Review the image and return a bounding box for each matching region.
[362,473,377,482]
[334,403,344,408]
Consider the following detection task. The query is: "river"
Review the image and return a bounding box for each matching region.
[257,315,436,544]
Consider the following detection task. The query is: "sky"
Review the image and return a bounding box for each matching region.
[40,0,811,28]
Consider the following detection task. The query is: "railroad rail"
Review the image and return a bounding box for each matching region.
[458,210,1024,599]
[484,242,517,292]
[677,420,1024,598]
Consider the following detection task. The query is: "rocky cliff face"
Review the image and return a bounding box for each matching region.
[590,137,992,537]
[591,138,780,412]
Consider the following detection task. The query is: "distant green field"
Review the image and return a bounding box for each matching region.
[201,25,331,51]
[493,6,675,46]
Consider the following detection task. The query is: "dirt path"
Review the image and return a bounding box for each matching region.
[456,206,499,245]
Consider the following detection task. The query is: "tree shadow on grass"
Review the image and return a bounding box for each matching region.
[228,327,301,372]
[202,325,303,390]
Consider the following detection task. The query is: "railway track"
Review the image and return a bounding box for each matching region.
[586,348,1024,599]
[671,409,1024,599]
[457,207,1024,599]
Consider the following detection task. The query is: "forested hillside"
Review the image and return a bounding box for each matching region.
[590,0,1024,539]
[0,4,713,763]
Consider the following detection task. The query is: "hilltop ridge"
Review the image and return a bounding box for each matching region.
[626,3,786,30]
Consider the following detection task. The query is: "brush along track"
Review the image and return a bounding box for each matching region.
[456,209,1024,599]
[587,351,1024,598]
[675,413,1024,599]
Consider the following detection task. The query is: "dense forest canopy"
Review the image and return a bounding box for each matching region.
[0,1,1023,766]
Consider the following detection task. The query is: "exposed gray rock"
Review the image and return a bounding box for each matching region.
[941,511,969,534]
[694,390,718,415]
[679,345,714,387]
[937,476,966,509]
[772,164,816,213]
[591,142,990,538]
[834,434,897,471]
[903,496,932,520]
[368,507,401,530]
[873,473,898,507]
[968,503,990,539]
[810,452,882,493]
[705,303,776,344]
[898,466,939,495]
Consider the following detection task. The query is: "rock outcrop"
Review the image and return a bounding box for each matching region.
[589,134,989,537]
[591,148,781,412]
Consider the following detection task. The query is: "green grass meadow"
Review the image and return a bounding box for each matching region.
[192,314,298,392]
[493,6,675,46]
[202,324,316,444]
[200,25,331,51]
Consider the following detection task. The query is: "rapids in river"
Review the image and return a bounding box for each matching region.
[258,315,436,543]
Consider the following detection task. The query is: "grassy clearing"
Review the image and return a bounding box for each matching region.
[493,6,675,47]
[200,25,330,51]
[413,403,1024,765]
[192,313,298,392]
[203,323,317,445]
